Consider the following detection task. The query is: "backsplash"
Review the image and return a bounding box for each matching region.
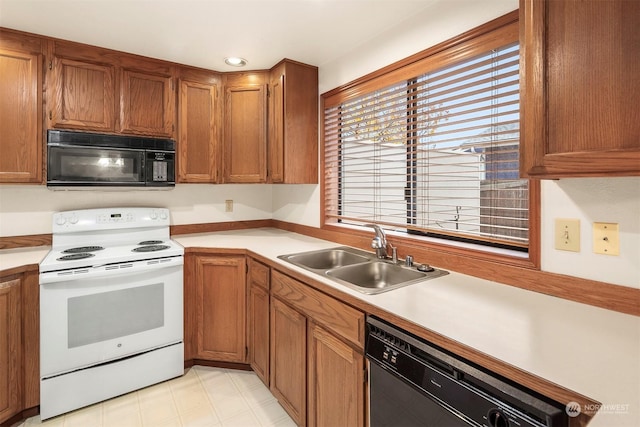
[0,184,273,236]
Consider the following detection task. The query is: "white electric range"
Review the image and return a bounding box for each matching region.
[39,207,184,420]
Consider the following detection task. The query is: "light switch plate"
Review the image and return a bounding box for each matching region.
[555,218,580,252]
[593,222,619,255]
[225,200,233,212]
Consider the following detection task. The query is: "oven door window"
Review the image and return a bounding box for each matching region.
[68,283,164,348]
[48,145,144,184]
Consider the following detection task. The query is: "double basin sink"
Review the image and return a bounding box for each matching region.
[278,246,448,294]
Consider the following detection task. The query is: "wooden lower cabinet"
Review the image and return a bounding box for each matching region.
[248,258,270,386]
[308,323,364,427]
[269,270,366,427]
[0,277,22,423]
[185,255,366,427]
[270,297,307,426]
[0,270,38,425]
[186,254,247,363]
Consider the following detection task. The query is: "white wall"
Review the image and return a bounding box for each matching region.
[540,178,640,287]
[0,184,273,236]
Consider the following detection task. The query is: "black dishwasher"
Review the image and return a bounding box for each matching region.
[366,316,567,427]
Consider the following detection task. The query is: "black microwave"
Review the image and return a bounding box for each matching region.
[47,130,175,188]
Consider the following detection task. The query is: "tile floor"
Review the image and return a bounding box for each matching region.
[19,366,296,427]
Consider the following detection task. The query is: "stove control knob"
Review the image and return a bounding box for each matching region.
[150,211,158,220]
[69,215,79,224]
[487,409,509,427]
[159,211,168,220]
[55,216,66,226]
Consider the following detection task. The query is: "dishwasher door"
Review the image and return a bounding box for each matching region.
[365,316,567,427]
[369,361,472,426]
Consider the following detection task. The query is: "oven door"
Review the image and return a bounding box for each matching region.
[47,144,145,186]
[40,260,183,378]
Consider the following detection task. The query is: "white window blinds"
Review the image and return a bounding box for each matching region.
[324,41,528,250]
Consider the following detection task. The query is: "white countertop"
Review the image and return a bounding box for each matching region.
[3,228,639,426]
[175,228,640,427]
[0,246,50,271]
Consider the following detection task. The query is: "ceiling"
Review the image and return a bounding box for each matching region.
[0,0,442,72]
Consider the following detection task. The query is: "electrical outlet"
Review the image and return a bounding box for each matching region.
[554,218,580,252]
[593,222,619,255]
[225,200,233,212]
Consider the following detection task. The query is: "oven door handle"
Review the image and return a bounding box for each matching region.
[39,256,184,284]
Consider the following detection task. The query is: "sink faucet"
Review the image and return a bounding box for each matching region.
[365,224,389,259]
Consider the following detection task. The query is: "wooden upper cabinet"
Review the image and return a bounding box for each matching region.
[520,0,640,178]
[223,72,268,183]
[120,69,174,137]
[0,30,44,184]
[50,56,115,131]
[268,60,318,184]
[269,66,285,183]
[177,68,221,183]
[48,39,176,139]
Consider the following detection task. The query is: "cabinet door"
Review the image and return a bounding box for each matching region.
[267,60,318,184]
[0,278,22,423]
[268,69,285,183]
[50,57,115,131]
[520,0,640,177]
[249,283,270,386]
[21,270,39,410]
[308,323,364,427]
[270,297,306,426]
[120,69,174,137]
[248,259,270,386]
[0,48,42,183]
[178,79,219,182]
[223,84,267,183]
[194,255,247,362]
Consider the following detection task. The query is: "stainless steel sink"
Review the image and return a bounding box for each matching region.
[278,246,448,294]
[326,261,428,291]
[282,247,370,271]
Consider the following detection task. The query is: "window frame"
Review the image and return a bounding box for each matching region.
[320,10,540,270]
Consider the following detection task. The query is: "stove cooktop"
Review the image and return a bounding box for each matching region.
[40,208,185,274]
[40,240,184,273]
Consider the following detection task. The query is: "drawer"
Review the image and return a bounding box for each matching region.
[271,270,364,348]
[249,258,270,290]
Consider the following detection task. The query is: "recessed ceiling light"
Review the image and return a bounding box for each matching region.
[224,57,247,67]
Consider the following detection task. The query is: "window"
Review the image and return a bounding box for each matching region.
[323,18,531,253]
